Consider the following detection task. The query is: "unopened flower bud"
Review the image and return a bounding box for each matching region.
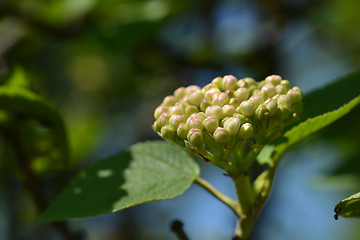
[280,80,290,90]
[261,83,277,98]
[205,88,221,101]
[154,106,167,119]
[169,105,184,115]
[174,87,186,99]
[229,98,241,108]
[277,95,292,108]
[276,84,288,94]
[240,123,255,139]
[163,95,176,106]
[161,125,176,140]
[200,99,211,112]
[205,105,223,119]
[169,115,185,128]
[213,127,230,144]
[189,90,204,107]
[158,112,171,127]
[212,92,229,107]
[186,115,203,130]
[222,75,238,90]
[203,83,214,92]
[249,94,265,108]
[264,99,278,116]
[177,123,188,139]
[287,89,302,104]
[255,104,269,122]
[153,121,161,132]
[224,117,241,135]
[234,88,250,102]
[265,75,282,86]
[222,105,236,117]
[278,105,291,120]
[186,85,201,95]
[203,116,219,133]
[237,79,247,88]
[212,77,223,89]
[237,100,256,117]
[187,128,204,147]
[185,105,198,118]
[244,77,256,86]
[233,113,246,124]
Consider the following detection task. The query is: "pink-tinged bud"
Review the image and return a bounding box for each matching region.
[237,100,256,117]
[169,115,185,128]
[177,123,188,139]
[213,127,230,144]
[229,98,241,108]
[187,128,204,147]
[203,116,219,133]
[189,90,204,107]
[280,80,290,90]
[212,92,229,107]
[203,83,214,92]
[233,113,246,124]
[169,105,184,115]
[186,115,203,130]
[200,99,211,112]
[265,75,282,86]
[186,85,201,95]
[193,112,206,121]
[234,88,250,102]
[161,125,176,140]
[272,93,280,101]
[224,117,241,135]
[158,112,171,127]
[222,105,236,117]
[205,105,223,119]
[278,104,291,120]
[275,84,288,94]
[264,98,278,116]
[211,77,223,90]
[222,75,238,90]
[249,94,265,108]
[261,83,276,98]
[185,105,198,118]
[205,88,221,101]
[240,123,255,139]
[154,106,168,119]
[181,95,190,104]
[277,95,292,108]
[237,79,247,88]
[287,89,302,104]
[163,95,176,106]
[174,87,186,99]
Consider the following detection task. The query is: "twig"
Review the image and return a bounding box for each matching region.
[171,220,189,240]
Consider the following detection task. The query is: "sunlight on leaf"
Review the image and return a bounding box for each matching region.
[335,192,360,219]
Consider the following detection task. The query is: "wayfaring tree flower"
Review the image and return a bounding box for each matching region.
[153,75,303,173]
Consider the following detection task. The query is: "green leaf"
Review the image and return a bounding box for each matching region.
[334,192,360,219]
[39,141,200,222]
[0,86,69,163]
[258,72,360,165]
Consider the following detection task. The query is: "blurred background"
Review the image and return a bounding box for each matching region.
[0,0,359,239]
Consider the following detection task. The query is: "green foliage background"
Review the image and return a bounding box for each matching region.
[0,0,359,239]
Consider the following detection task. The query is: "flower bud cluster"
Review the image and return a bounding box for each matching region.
[153,75,302,164]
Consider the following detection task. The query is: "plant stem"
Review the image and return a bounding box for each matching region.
[194,177,242,218]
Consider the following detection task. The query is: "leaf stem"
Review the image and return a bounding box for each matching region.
[194,177,242,218]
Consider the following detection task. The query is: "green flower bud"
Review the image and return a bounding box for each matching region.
[243,77,256,86]
[229,98,241,108]
[212,77,223,90]
[154,106,167,119]
[205,88,221,101]
[186,85,201,95]
[174,87,186,99]
[203,116,219,133]
[264,98,278,116]
[163,95,176,106]
[277,95,292,108]
[222,105,236,117]
[234,88,250,102]
[169,105,184,115]
[212,92,229,107]
[205,105,223,119]
[287,89,302,104]
[177,123,188,139]
[280,80,291,90]
[249,94,265,108]
[261,83,277,98]
[187,128,204,147]
[265,75,282,86]
[213,127,230,144]
[233,113,246,124]
[202,83,214,92]
[255,104,269,122]
[158,112,171,127]
[278,104,291,120]
[185,105,198,118]
[275,84,288,94]
[237,100,256,117]
[189,90,204,107]
[169,115,185,128]
[200,99,211,112]
[239,123,255,139]
[222,75,238,90]
[237,79,247,88]
[153,121,161,132]
[186,115,203,130]
[194,112,206,121]
[224,117,241,135]
[161,125,176,140]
